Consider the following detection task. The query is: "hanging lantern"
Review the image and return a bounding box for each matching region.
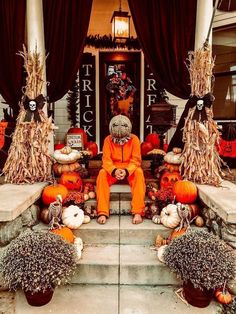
[111,0,130,42]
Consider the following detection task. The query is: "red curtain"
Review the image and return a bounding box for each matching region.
[43,0,92,103]
[128,0,197,99]
[0,0,26,117]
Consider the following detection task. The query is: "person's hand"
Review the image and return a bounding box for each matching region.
[115,169,126,180]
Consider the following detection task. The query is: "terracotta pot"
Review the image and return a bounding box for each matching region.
[183,281,214,308]
[24,288,54,306]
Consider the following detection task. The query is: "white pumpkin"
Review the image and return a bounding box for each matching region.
[53,147,81,164]
[74,237,83,250]
[62,205,84,229]
[164,151,182,165]
[160,204,181,228]
[157,244,168,263]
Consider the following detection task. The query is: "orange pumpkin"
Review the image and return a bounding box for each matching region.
[215,288,232,304]
[53,162,81,176]
[59,171,83,191]
[169,228,186,241]
[160,171,182,190]
[42,184,69,206]
[172,180,198,204]
[51,226,75,244]
[164,162,180,173]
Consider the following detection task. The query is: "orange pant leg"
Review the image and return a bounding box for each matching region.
[96,168,117,217]
[127,167,146,216]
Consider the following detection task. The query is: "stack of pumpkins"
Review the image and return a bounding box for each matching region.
[159,147,182,190]
[53,146,81,176]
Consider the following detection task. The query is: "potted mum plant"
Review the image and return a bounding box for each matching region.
[0,229,77,306]
[163,230,236,308]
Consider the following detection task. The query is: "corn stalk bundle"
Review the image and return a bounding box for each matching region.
[180,45,226,186]
[3,46,53,184]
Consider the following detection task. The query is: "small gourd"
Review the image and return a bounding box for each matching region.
[155,234,169,248]
[195,216,205,227]
[40,207,50,224]
[160,204,181,228]
[215,288,232,304]
[83,215,91,224]
[61,146,72,155]
[172,147,182,154]
[164,151,182,165]
[152,215,161,224]
[62,205,84,229]
[74,237,83,260]
[157,245,168,263]
[74,237,83,251]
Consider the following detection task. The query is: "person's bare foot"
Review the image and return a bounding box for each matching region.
[132,214,143,224]
[97,215,107,224]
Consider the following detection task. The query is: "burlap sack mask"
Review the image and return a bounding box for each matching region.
[109,115,132,145]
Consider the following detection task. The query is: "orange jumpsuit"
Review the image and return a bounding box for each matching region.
[96,134,146,218]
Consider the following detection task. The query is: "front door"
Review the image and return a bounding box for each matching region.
[99,51,141,148]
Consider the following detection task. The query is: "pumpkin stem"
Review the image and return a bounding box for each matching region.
[223,280,227,294]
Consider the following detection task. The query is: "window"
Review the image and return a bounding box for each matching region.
[212,25,236,120]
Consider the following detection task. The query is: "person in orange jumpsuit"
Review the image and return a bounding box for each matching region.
[96,114,146,224]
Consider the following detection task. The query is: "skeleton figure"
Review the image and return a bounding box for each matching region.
[48,195,63,229]
[176,202,190,230]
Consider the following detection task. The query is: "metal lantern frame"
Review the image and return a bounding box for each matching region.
[111,2,130,42]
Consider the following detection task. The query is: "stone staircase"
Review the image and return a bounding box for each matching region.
[19,190,221,314]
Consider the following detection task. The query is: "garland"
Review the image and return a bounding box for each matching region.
[66,75,79,127]
[85,35,140,50]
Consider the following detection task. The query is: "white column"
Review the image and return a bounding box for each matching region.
[26,0,47,114]
[194,0,213,49]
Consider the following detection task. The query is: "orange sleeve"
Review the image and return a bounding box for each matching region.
[102,136,116,175]
[126,135,142,175]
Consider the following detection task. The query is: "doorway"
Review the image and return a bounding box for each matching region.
[99,51,141,148]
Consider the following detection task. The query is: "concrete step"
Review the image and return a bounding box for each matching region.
[75,216,172,245]
[71,244,179,286]
[72,244,119,285]
[119,244,180,285]
[35,216,205,246]
[77,189,151,215]
[14,284,222,314]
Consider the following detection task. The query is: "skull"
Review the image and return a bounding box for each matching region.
[109,115,132,139]
[29,100,37,111]
[197,99,204,111]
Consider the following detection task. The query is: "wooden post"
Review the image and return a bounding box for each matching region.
[195,0,213,49]
[26,0,47,115]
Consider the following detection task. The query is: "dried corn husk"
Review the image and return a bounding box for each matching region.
[180,44,227,186]
[186,45,215,97]
[3,46,53,184]
[180,102,226,186]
